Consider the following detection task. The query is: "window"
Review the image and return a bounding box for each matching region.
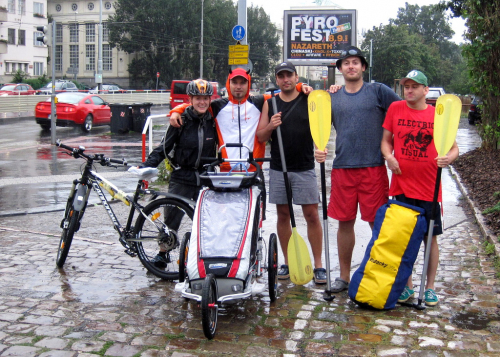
[33,2,44,16]
[18,29,25,46]
[71,3,78,11]
[70,23,79,42]
[102,22,109,42]
[103,44,112,71]
[56,24,63,43]
[34,31,44,46]
[8,0,15,13]
[56,4,61,12]
[70,45,79,70]
[55,45,62,71]
[86,44,95,71]
[8,29,15,44]
[11,63,16,72]
[105,2,112,10]
[92,96,105,105]
[18,0,25,15]
[5,63,10,73]
[86,23,95,42]
[34,62,44,75]
[88,2,94,10]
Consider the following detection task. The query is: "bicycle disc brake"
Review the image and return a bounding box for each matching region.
[158,230,179,251]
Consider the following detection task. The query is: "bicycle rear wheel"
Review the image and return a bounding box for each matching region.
[133,197,194,280]
[56,208,80,268]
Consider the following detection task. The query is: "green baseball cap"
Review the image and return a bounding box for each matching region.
[400,70,428,86]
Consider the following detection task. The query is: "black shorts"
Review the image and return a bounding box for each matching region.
[394,194,443,236]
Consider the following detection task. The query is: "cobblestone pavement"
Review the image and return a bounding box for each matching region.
[0,198,500,357]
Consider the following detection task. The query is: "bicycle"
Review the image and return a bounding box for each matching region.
[55,139,195,280]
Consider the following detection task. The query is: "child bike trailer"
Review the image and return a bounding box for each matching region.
[348,200,427,310]
[175,144,278,339]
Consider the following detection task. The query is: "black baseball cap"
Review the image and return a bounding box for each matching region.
[336,46,368,70]
[275,61,296,75]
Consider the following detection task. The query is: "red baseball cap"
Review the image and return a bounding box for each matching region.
[228,68,250,81]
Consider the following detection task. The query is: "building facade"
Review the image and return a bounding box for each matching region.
[0,0,49,81]
[0,0,132,88]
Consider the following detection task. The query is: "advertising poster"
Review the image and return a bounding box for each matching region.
[283,10,357,66]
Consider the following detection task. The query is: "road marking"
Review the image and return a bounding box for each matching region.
[0,225,115,245]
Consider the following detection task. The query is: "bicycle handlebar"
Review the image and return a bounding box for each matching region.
[56,139,127,167]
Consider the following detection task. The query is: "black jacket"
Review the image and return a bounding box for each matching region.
[143,107,217,186]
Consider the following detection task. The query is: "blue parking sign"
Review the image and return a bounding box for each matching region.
[232,25,245,41]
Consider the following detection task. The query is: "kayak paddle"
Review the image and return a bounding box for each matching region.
[308,90,335,301]
[268,87,313,285]
[415,94,461,310]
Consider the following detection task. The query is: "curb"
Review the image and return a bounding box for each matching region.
[451,165,500,256]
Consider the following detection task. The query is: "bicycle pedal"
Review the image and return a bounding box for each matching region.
[124,249,136,257]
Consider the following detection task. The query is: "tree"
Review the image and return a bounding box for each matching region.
[247,6,281,80]
[362,3,469,93]
[107,0,280,88]
[447,0,500,149]
[362,23,439,88]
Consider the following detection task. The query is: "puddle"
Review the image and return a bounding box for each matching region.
[450,311,500,330]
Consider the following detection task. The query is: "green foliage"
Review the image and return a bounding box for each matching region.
[12,70,29,83]
[24,74,50,89]
[483,241,495,255]
[482,191,500,214]
[447,0,500,149]
[108,0,279,87]
[361,3,470,94]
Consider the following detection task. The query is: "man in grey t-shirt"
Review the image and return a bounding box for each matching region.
[315,46,400,292]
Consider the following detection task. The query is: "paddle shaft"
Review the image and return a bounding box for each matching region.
[271,94,297,228]
[321,162,333,292]
[417,167,442,306]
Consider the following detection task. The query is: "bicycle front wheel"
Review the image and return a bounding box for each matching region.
[133,197,194,280]
[56,208,80,268]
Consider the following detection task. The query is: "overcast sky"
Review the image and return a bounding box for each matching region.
[245,0,467,44]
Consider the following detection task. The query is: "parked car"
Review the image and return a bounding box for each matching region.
[38,80,79,95]
[35,92,110,132]
[0,83,36,96]
[89,84,127,94]
[425,87,446,106]
[169,80,221,108]
[468,96,482,125]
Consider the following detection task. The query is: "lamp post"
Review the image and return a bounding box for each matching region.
[97,0,103,91]
[200,0,204,78]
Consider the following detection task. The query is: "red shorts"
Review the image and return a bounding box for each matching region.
[328,166,389,222]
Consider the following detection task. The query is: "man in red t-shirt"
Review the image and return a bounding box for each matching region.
[381,70,459,306]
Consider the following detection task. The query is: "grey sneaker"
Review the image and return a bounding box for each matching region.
[278,265,289,280]
[313,268,327,284]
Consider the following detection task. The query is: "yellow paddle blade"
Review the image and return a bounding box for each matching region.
[288,227,314,285]
[433,94,461,156]
[308,90,332,151]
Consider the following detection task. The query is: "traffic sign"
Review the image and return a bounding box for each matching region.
[156,72,160,78]
[232,25,245,41]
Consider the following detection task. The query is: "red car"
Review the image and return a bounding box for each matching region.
[35,92,111,132]
[0,83,36,96]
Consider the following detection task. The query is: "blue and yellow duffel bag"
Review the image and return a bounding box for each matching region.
[348,200,427,310]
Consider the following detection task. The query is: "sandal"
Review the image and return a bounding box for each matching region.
[331,278,349,292]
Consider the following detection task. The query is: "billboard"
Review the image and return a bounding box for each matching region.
[283,9,357,66]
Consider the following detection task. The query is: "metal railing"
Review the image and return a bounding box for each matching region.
[142,114,170,162]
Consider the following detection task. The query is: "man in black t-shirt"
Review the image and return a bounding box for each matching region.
[256,62,326,285]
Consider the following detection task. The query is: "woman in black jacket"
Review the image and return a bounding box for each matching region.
[142,79,217,267]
